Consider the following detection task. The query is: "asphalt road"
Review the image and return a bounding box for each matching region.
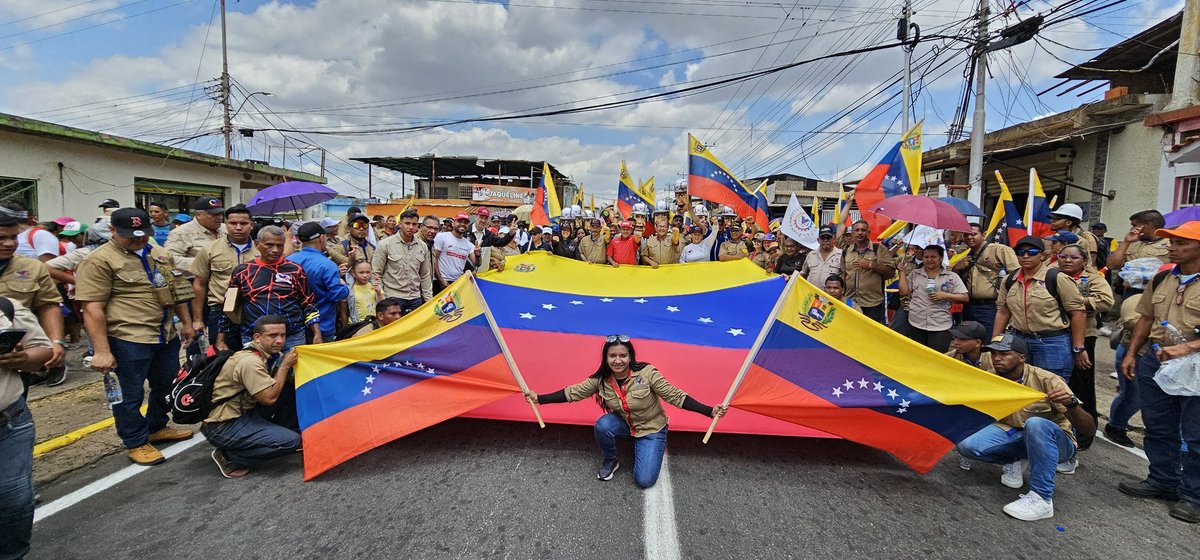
[30,416,1196,560]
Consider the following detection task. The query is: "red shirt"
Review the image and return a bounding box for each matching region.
[607,235,640,265]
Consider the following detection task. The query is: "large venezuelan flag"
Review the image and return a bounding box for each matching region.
[1025,168,1053,240]
[467,252,824,437]
[616,161,650,219]
[987,171,1026,246]
[853,122,922,240]
[294,277,524,480]
[687,134,756,219]
[726,275,1043,473]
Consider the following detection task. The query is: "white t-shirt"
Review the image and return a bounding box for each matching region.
[16,228,59,259]
[679,227,718,263]
[433,232,475,283]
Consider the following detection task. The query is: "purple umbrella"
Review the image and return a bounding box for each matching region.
[1164,206,1200,228]
[246,181,337,215]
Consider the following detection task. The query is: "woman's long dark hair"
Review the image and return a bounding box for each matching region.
[589,339,649,380]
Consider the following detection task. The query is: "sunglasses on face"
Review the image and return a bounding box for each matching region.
[1015,247,1042,257]
[349,222,369,230]
[606,334,631,343]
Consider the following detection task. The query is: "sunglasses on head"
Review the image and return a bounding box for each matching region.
[605,334,631,343]
[1015,247,1042,257]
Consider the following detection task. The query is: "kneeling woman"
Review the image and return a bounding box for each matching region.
[525,335,726,488]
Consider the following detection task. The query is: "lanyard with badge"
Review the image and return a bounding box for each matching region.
[134,247,174,307]
[1174,272,1199,306]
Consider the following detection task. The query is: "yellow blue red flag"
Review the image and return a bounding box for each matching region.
[853,122,922,240]
[688,134,756,218]
[531,162,561,225]
[294,276,524,480]
[725,275,1042,473]
[617,161,650,218]
[1025,168,1053,240]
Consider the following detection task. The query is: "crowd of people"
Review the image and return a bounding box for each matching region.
[2,192,1199,557]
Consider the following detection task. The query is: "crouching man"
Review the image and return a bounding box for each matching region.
[956,333,1096,521]
[202,315,301,478]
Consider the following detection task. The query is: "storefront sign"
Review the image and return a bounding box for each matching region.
[470,184,535,206]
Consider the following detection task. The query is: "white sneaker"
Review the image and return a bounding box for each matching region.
[1098,326,1112,337]
[959,455,972,471]
[1003,491,1054,521]
[1056,457,1078,475]
[1001,460,1024,489]
[1110,371,1119,379]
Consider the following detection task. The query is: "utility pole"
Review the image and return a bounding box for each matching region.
[966,0,989,208]
[220,0,232,160]
[899,0,917,131]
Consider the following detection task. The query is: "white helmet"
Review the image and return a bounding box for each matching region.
[632,202,650,217]
[693,203,710,217]
[654,198,672,214]
[582,209,595,218]
[570,204,583,217]
[561,207,576,220]
[1049,203,1084,222]
[720,205,737,217]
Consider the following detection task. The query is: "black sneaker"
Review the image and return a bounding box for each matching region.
[45,366,68,387]
[1104,424,1136,448]
[597,459,620,481]
[1118,480,1178,501]
[1169,500,1200,523]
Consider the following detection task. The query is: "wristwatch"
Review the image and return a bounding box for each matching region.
[1065,396,1082,409]
[1071,346,1086,354]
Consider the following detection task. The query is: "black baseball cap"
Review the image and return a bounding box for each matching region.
[1012,235,1045,250]
[983,333,1028,355]
[98,198,120,209]
[348,213,370,224]
[818,226,835,239]
[191,196,224,215]
[110,208,151,238]
[297,222,325,242]
[948,321,988,342]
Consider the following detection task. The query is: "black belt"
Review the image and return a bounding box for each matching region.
[1016,329,1068,339]
[967,299,996,305]
[1,398,26,427]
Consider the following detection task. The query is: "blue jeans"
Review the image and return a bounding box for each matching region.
[1136,357,1200,506]
[594,413,668,489]
[1018,333,1073,381]
[963,301,997,337]
[200,412,301,470]
[206,305,242,352]
[109,336,180,449]
[0,398,34,560]
[957,418,1076,499]
[397,297,424,316]
[1108,345,1145,431]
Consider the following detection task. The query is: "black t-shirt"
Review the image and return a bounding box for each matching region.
[774,251,807,275]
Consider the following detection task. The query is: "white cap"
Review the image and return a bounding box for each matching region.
[498,226,511,234]
[1049,203,1084,221]
[319,217,340,229]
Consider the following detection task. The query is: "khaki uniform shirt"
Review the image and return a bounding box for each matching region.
[373,234,433,301]
[205,343,275,424]
[841,243,895,308]
[1068,268,1114,337]
[0,255,61,310]
[906,267,968,331]
[751,252,771,270]
[0,300,51,410]
[1125,238,1170,264]
[802,248,843,286]
[578,235,608,264]
[944,348,993,371]
[328,238,375,267]
[164,219,224,274]
[642,234,682,266]
[561,365,688,436]
[46,246,94,272]
[75,242,193,344]
[996,263,1086,333]
[718,239,748,260]
[191,238,258,306]
[1117,295,1145,352]
[1071,226,1100,265]
[955,243,1019,301]
[1136,271,1200,347]
[996,364,1077,447]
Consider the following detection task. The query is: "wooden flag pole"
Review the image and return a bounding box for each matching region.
[702,272,800,444]
[468,272,545,428]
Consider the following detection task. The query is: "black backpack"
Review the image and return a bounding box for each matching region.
[336,317,379,340]
[169,349,240,424]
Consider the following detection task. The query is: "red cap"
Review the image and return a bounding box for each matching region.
[454,212,470,221]
[475,207,490,217]
[619,220,633,229]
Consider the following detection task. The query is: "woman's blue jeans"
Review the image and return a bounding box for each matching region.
[1108,345,1144,431]
[594,413,667,489]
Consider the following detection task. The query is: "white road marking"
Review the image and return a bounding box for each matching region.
[34,435,207,523]
[1096,433,1149,461]
[643,453,682,560]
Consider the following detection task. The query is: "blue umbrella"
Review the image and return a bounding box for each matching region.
[934,196,984,217]
[246,181,337,215]
[1164,206,1200,228]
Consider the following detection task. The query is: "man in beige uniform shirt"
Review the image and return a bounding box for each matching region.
[372,209,433,315]
[164,196,225,272]
[841,220,896,323]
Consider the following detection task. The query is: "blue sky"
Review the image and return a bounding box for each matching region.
[0,0,1185,202]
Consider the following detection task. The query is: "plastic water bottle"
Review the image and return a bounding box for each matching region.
[103,371,123,408]
[1162,320,1190,345]
[1079,276,1090,296]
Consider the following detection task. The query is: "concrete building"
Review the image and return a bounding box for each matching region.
[922,11,1186,228]
[1143,1,1200,213]
[0,112,324,221]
